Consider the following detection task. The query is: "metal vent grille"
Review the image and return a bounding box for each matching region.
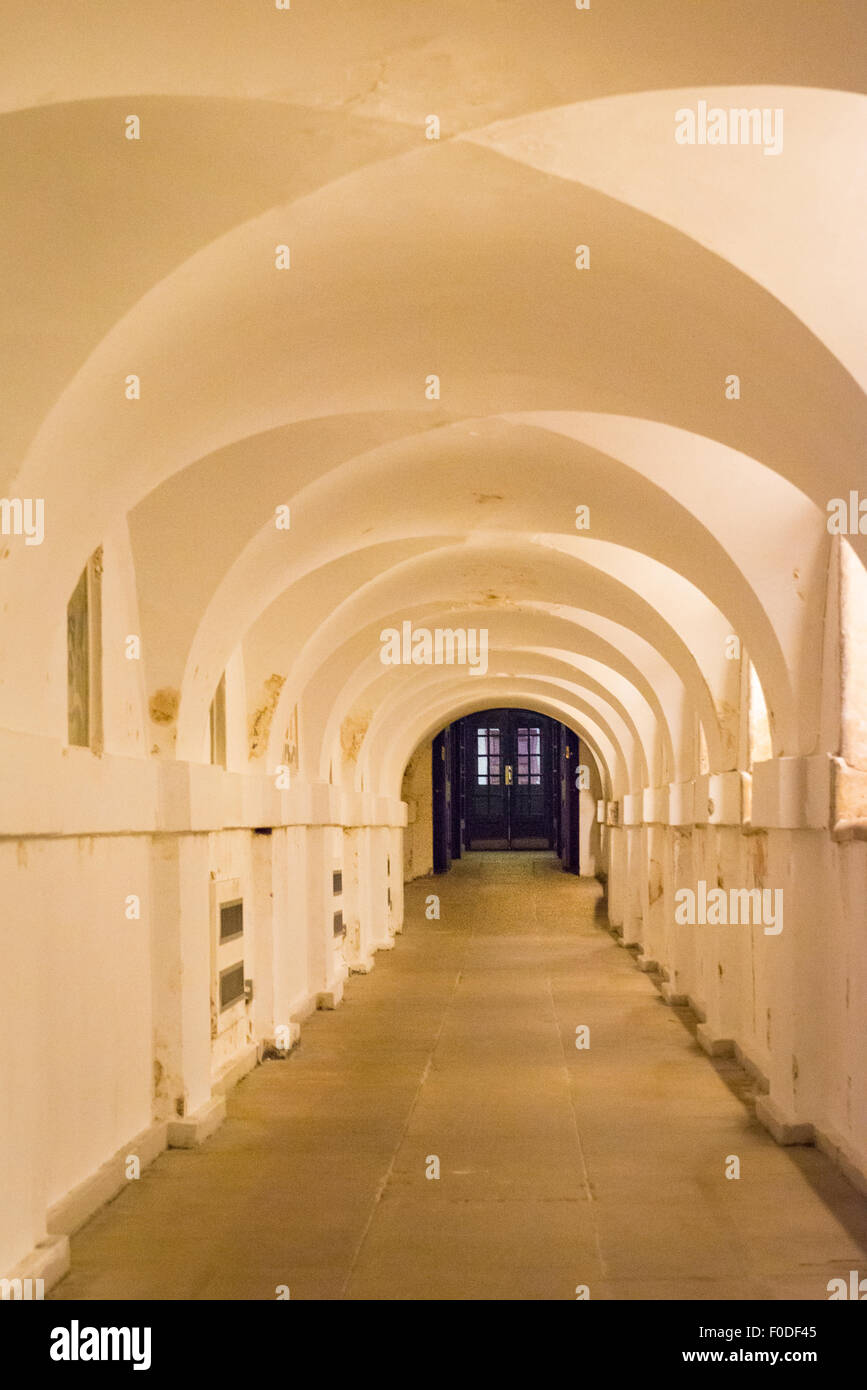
[332,870,342,895]
[333,910,344,937]
[219,899,243,943]
[219,961,245,1010]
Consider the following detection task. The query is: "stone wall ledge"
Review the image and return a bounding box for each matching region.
[0,729,407,838]
[616,757,858,832]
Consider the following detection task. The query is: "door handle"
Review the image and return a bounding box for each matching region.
[505,765,513,785]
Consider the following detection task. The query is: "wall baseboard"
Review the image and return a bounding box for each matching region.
[696,1023,734,1057]
[755,1095,815,1146]
[212,1041,259,1096]
[2,1232,70,1297]
[167,1094,226,1149]
[814,1126,867,1201]
[47,1119,168,1239]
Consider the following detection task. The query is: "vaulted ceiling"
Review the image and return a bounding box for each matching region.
[2,1,864,799]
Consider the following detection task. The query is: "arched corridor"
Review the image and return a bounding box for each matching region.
[46,857,867,1302]
[2,0,867,1319]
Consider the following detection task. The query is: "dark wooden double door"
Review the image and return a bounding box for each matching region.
[432,709,580,871]
[463,709,553,850]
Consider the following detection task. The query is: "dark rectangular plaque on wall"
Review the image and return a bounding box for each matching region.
[219,899,243,943]
[219,961,245,1010]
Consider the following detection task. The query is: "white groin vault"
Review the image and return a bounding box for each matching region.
[1,1,866,1291]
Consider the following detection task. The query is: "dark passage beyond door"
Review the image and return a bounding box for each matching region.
[464,709,553,849]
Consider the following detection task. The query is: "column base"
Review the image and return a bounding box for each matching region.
[349,956,375,975]
[688,996,707,1023]
[316,980,345,1010]
[167,1094,226,1149]
[755,1096,814,1146]
[696,1023,734,1058]
[261,1022,302,1057]
[733,1042,770,1093]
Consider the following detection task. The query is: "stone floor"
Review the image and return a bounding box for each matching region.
[51,852,867,1301]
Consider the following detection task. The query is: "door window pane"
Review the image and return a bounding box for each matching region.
[529,728,541,783]
[476,727,500,786]
[517,726,541,785]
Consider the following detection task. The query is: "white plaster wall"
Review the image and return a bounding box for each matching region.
[224,647,248,774]
[3,746,867,1285]
[836,842,867,1164]
[578,789,600,878]
[0,835,153,1273]
[3,13,865,1288]
[0,742,412,1281]
[278,825,311,1021]
[401,740,433,882]
[622,812,867,1184]
[341,825,373,968]
[387,827,404,934]
[101,523,149,758]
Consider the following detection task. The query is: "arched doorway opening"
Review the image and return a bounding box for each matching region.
[431,708,594,875]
